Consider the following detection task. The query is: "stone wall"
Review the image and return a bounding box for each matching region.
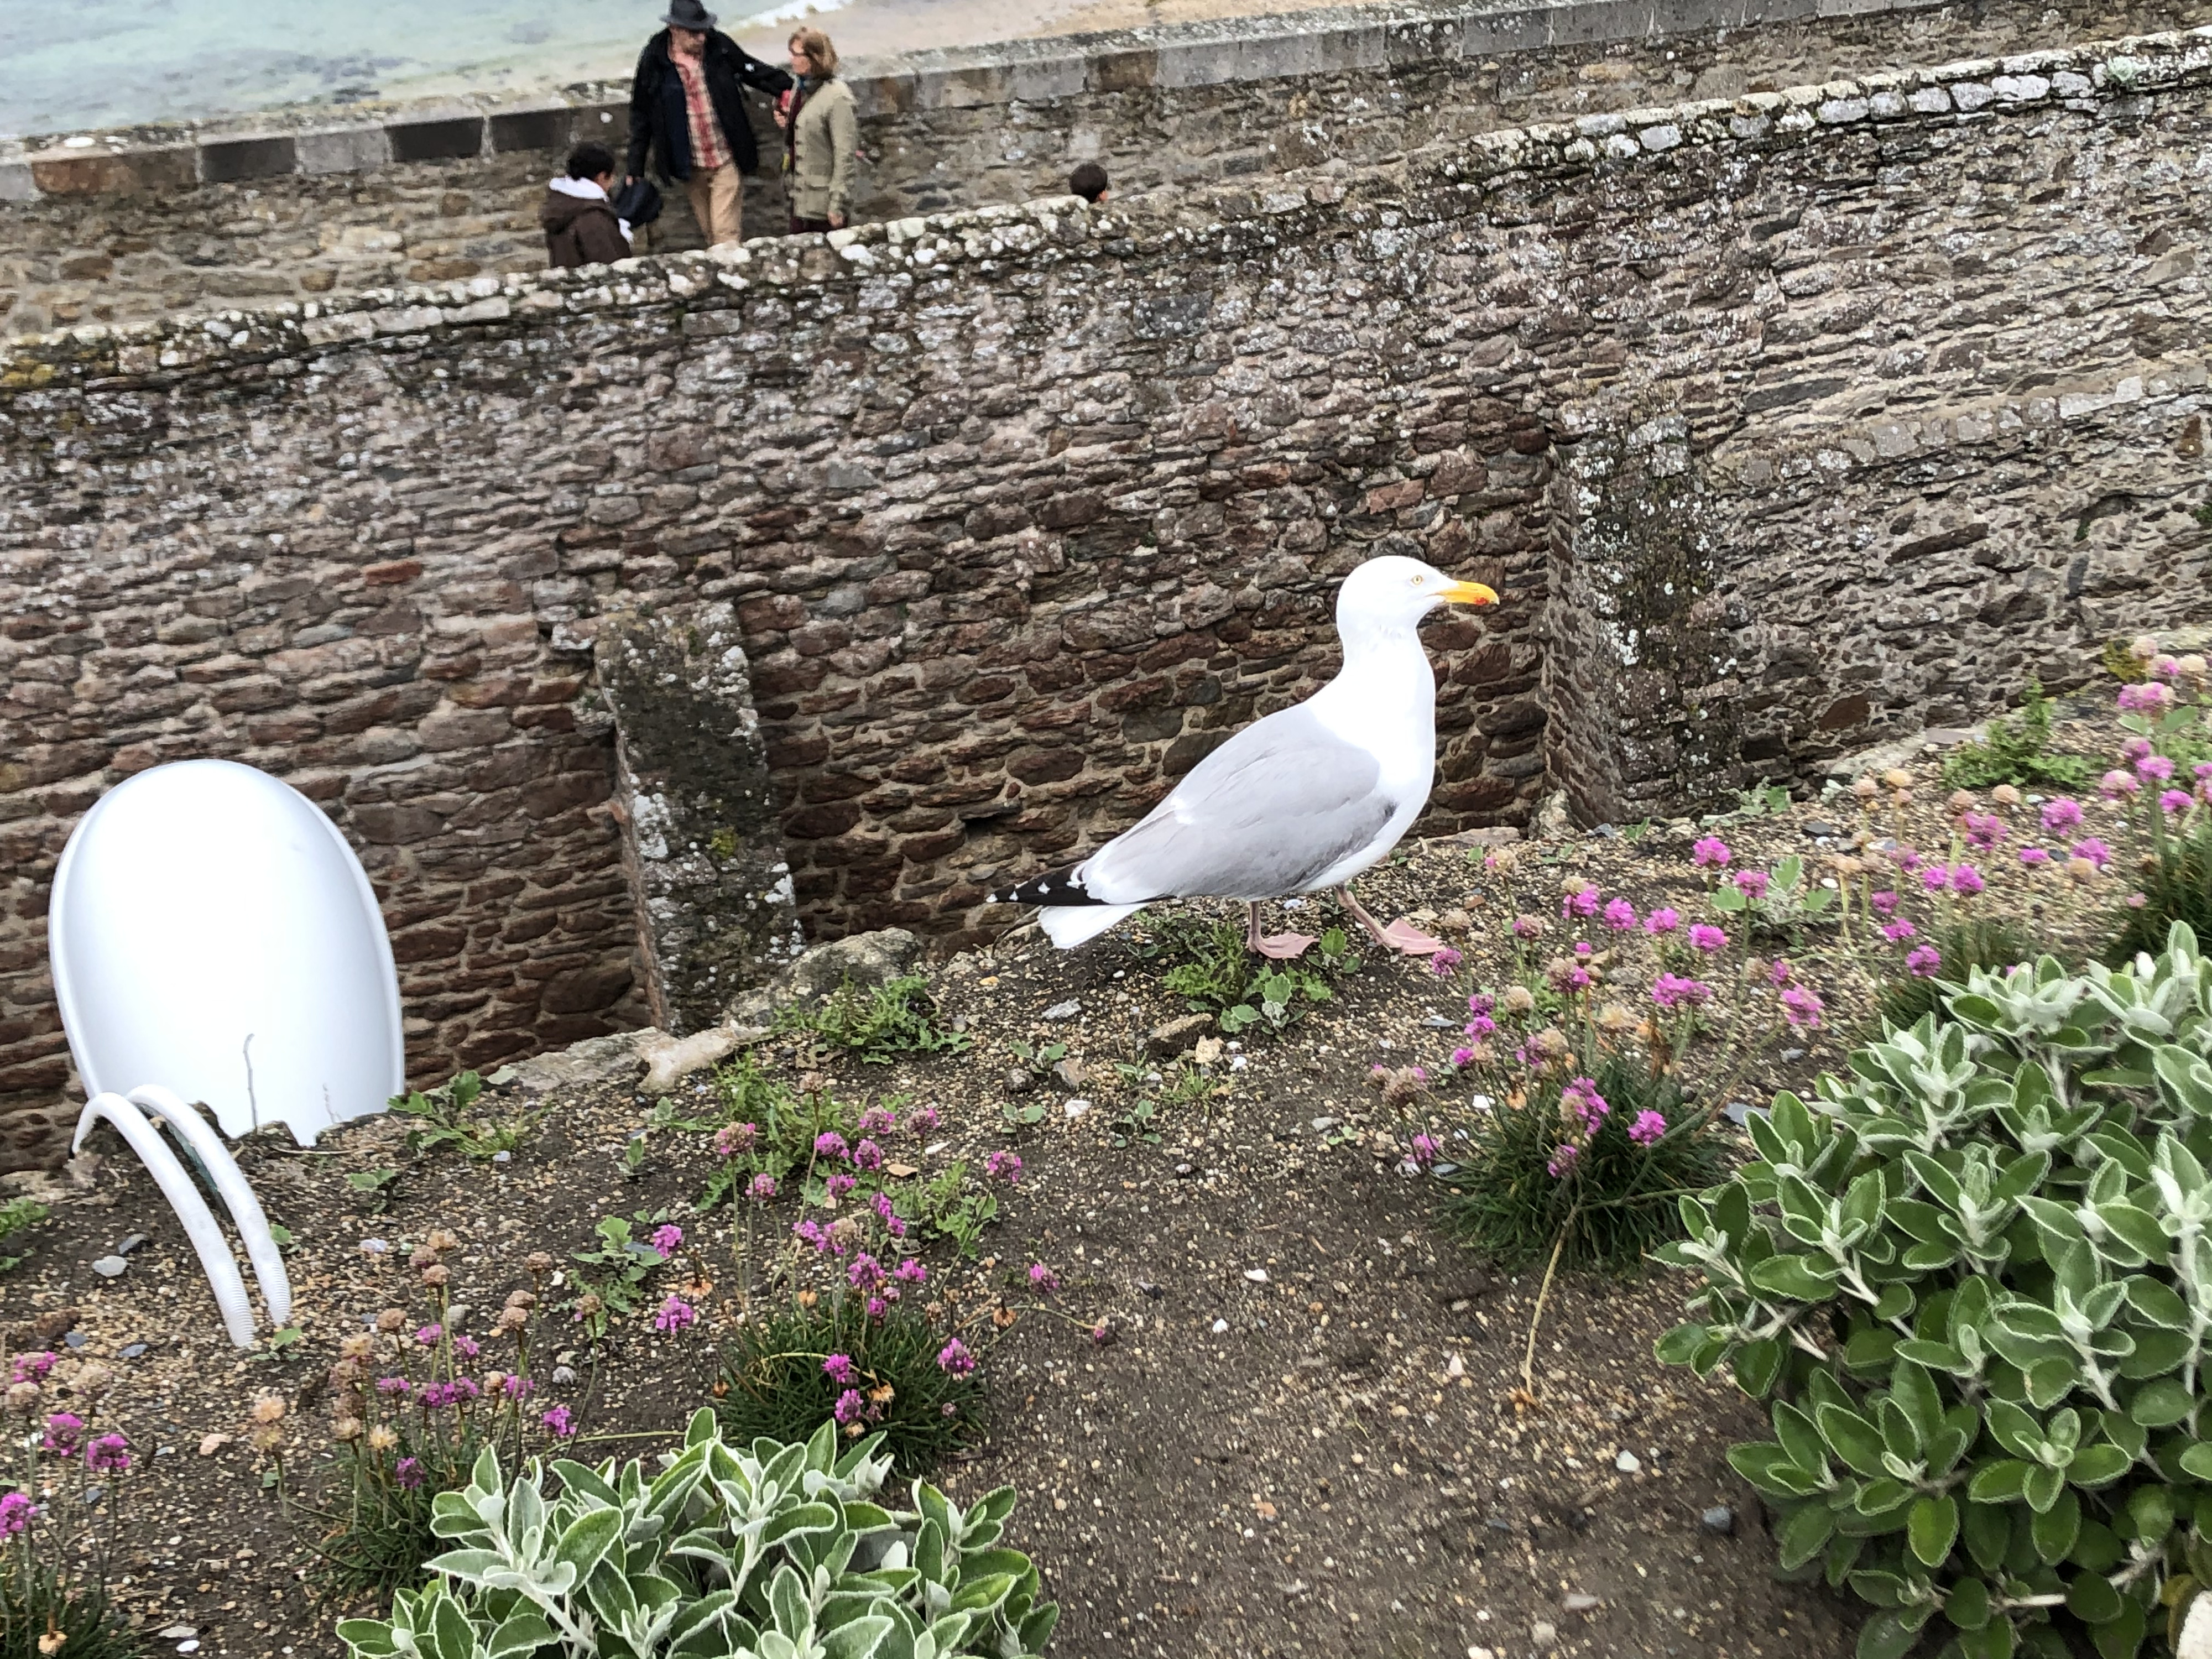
[7,0,2212,338]
[5,28,2212,1167]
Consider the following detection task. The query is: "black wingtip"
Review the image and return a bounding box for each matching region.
[997,865,1114,909]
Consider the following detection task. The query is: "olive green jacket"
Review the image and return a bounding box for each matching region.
[787,76,858,222]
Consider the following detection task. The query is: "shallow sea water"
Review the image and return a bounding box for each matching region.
[0,0,817,137]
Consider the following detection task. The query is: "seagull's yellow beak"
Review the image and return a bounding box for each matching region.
[1440,580,1500,606]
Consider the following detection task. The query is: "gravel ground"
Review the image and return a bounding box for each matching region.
[0,694,2142,1659]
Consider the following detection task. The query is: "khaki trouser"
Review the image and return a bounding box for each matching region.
[684,163,742,246]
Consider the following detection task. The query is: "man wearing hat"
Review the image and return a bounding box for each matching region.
[626,0,791,247]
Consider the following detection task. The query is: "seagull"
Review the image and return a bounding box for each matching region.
[989,555,1499,957]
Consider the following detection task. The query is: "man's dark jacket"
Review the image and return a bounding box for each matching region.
[626,29,790,181]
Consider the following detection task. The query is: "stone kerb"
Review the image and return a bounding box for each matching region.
[7,25,2204,373]
[0,0,1963,200]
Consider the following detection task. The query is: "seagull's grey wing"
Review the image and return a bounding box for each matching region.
[1083,705,1395,901]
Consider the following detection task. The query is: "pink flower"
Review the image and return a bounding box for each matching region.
[1949,864,1984,895]
[650,1224,683,1255]
[893,1258,928,1286]
[909,1107,941,1134]
[41,1413,84,1458]
[653,1295,697,1335]
[1643,907,1681,936]
[2118,682,2174,712]
[1561,1077,1609,1129]
[1768,959,1793,986]
[1880,918,1917,943]
[1651,973,1714,1009]
[2102,769,2140,799]
[1962,812,2006,850]
[1920,865,1951,892]
[2127,891,2148,909]
[10,1353,55,1385]
[1603,899,1637,931]
[937,1339,977,1377]
[1467,992,1496,1016]
[848,1254,887,1293]
[1869,890,1900,917]
[1627,1110,1667,1147]
[1733,870,1770,901]
[0,1493,34,1538]
[858,1107,898,1135]
[985,1150,1023,1184]
[2072,837,2114,872]
[1688,924,1727,953]
[748,1173,778,1202]
[866,1295,890,1318]
[1906,945,1942,978]
[2018,847,2051,867]
[454,1335,480,1359]
[1511,915,1545,940]
[1410,1133,1441,1167]
[2161,789,2193,815]
[1029,1262,1061,1294]
[502,1375,534,1400]
[395,1457,425,1487]
[852,1139,885,1172]
[1450,1046,1477,1067]
[1781,985,1824,1029]
[2040,799,2084,832]
[86,1432,130,1474]
[825,1171,857,1199]
[1561,887,1598,920]
[1546,1143,1580,1177]
[2138,754,2176,782]
[832,1388,865,1425]
[713,1122,758,1157]
[1428,948,1464,977]
[1464,1013,1496,1040]
[414,1324,444,1347]
[1692,837,1731,868]
[541,1405,578,1439]
[823,1353,858,1387]
[813,1132,849,1161]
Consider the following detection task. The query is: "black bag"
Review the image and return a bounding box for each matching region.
[612,176,662,228]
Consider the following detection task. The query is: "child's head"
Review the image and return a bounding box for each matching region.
[565,142,618,186]
[1070,161,1109,204]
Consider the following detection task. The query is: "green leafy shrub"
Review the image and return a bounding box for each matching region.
[1438,1057,1722,1271]
[717,1300,985,1478]
[787,977,972,1065]
[0,1194,49,1272]
[1656,924,2212,1658]
[1942,681,2094,791]
[333,1411,1057,1659]
[1153,916,1356,1035]
[1875,916,2042,1032]
[390,1070,534,1161]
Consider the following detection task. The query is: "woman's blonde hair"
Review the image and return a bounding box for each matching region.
[789,28,838,75]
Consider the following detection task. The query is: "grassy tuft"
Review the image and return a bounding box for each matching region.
[785,975,971,1064]
[1437,1059,1723,1274]
[716,1298,985,1478]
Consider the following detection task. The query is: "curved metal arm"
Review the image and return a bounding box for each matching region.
[126,1084,292,1328]
[72,1092,257,1348]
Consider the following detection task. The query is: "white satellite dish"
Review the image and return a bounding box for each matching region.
[49,758,405,1143]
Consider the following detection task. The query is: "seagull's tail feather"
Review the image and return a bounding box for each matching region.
[1041,903,1146,949]
[992,864,1113,908]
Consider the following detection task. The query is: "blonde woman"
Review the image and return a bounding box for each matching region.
[775,28,858,233]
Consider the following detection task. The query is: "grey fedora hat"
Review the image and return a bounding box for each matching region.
[662,0,718,28]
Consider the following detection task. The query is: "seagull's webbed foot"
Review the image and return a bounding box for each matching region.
[1337,883,1450,957]
[1244,901,1318,960]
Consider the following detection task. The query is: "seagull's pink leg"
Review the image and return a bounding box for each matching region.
[1337,883,1448,956]
[1245,901,1317,960]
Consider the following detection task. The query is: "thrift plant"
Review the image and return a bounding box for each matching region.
[1,1350,139,1658]
[271,1230,575,1605]
[717,1298,985,1477]
[1657,924,2212,1659]
[333,1412,1058,1659]
[2103,648,2212,961]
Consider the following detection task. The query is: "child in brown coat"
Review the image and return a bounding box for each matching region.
[541,143,633,269]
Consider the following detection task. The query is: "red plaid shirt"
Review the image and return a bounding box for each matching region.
[671,50,729,172]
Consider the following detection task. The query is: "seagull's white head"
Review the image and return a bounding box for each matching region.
[1335,555,1499,631]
